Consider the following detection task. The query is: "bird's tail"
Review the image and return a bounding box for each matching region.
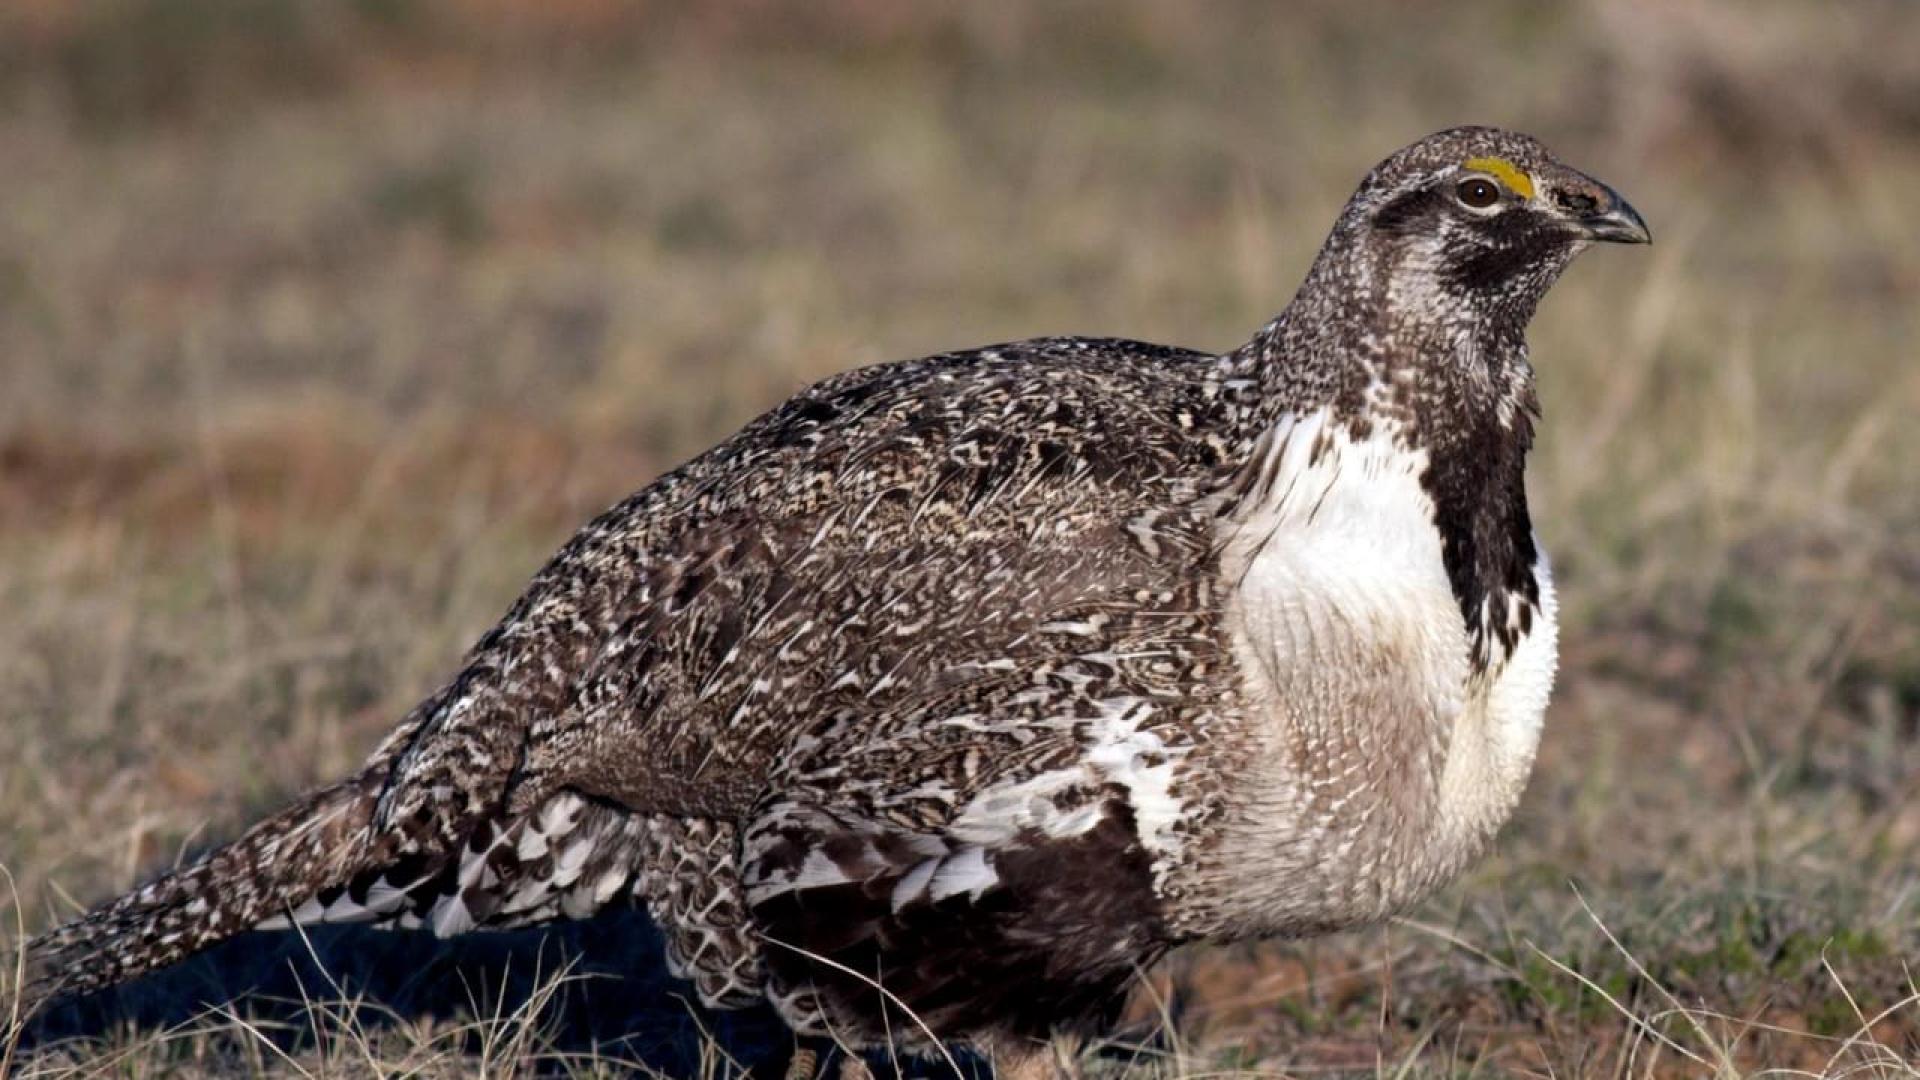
[19,775,384,1010]
[18,780,650,1013]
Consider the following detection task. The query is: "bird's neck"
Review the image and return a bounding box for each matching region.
[1220,289,1545,673]
[1224,271,1537,433]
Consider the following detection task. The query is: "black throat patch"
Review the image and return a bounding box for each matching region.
[1424,422,1541,670]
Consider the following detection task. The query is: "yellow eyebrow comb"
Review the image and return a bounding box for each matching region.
[1463,156,1536,200]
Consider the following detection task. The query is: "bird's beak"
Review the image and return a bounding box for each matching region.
[1576,182,1651,245]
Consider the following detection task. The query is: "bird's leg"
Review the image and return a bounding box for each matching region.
[770,1036,837,1080]
[835,1052,875,1080]
[784,1045,820,1080]
[992,1050,1052,1080]
[992,1036,1082,1080]
[1048,1035,1087,1080]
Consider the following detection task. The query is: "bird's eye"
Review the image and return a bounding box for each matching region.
[1456,177,1501,209]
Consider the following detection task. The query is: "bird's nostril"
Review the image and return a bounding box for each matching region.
[1554,187,1601,216]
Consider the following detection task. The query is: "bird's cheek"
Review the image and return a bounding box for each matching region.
[1441,244,1519,295]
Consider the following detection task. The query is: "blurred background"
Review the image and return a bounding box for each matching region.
[2,1,1917,1075]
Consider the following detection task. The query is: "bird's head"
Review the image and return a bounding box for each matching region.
[1302,126,1649,344]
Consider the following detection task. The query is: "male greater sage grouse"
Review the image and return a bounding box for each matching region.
[26,127,1647,1077]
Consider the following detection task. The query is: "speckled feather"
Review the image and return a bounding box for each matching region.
[24,127,1645,1057]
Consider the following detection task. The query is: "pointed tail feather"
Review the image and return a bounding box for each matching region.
[21,777,383,1010]
[20,786,648,1013]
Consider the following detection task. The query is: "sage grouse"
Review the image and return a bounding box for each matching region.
[26,127,1647,1075]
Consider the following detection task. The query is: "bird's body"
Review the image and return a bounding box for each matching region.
[25,127,1646,1072]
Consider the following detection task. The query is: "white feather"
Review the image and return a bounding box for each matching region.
[926,847,997,902]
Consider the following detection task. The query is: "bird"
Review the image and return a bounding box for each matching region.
[23,126,1648,1079]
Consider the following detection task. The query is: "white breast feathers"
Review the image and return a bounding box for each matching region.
[1190,408,1556,934]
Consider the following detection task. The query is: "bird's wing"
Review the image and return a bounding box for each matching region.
[495,363,1237,1029]
[367,339,1225,840]
[503,349,1230,821]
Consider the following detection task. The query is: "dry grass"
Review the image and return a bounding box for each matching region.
[2,0,1919,1075]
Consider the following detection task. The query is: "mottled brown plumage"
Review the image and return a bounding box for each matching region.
[25,127,1647,1071]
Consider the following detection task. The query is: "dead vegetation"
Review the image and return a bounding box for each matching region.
[2,1,1918,1075]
